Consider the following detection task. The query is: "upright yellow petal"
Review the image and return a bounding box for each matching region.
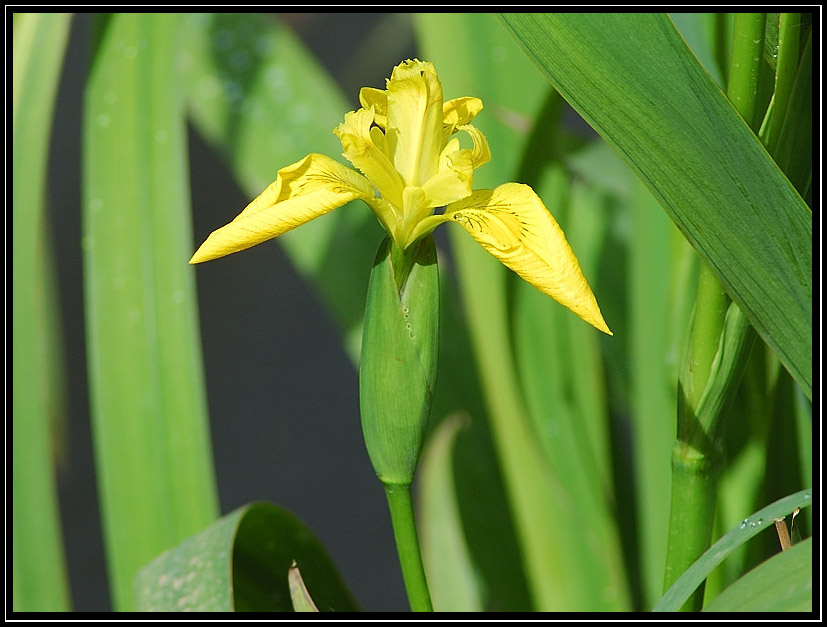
[446,183,612,334]
[420,143,474,209]
[386,59,444,187]
[335,107,405,211]
[190,154,374,264]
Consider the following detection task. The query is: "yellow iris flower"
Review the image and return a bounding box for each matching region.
[190,59,611,335]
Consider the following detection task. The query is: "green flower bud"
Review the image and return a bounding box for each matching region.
[359,236,439,486]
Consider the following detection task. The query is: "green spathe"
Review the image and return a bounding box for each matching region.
[360,236,439,486]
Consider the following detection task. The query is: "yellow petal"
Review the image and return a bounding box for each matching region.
[420,144,474,208]
[190,154,374,264]
[446,183,612,334]
[335,107,405,211]
[359,86,387,128]
[387,59,444,187]
[457,124,491,169]
[443,96,483,134]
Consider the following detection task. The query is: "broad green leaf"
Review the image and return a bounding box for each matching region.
[653,488,811,611]
[12,11,72,611]
[668,12,728,87]
[134,502,358,611]
[704,537,811,612]
[499,12,812,399]
[83,13,219,610]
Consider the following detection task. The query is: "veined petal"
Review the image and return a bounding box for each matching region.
[190,154,374,264]
[387,59,444,187]
[446,183,612,334]
[335,107,405,210]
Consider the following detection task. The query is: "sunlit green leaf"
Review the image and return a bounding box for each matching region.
[83,13,219,610]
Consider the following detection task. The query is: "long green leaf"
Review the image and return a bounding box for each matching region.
[12,11,73,611]
[83,13,219,610]
[653,488,811,611]
[499,12,811,398]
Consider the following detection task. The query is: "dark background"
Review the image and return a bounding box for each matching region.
[48,12,417,612]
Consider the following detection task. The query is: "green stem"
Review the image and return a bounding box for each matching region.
[662,12,767,611]
[765,13,800,154]
[727,13,767,129]
[384,484,433,612]
[685,265,730,433]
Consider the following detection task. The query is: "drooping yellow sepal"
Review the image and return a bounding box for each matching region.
[446,183,612,335]
[189,154,375,264]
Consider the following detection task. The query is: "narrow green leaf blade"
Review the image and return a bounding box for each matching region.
[12,11,73,611]
[83,13,219,610]
[134,502,358,611]
[499,12,812,398]
[653,488,812,611]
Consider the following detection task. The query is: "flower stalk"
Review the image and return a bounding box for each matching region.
[385,484,434,612]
